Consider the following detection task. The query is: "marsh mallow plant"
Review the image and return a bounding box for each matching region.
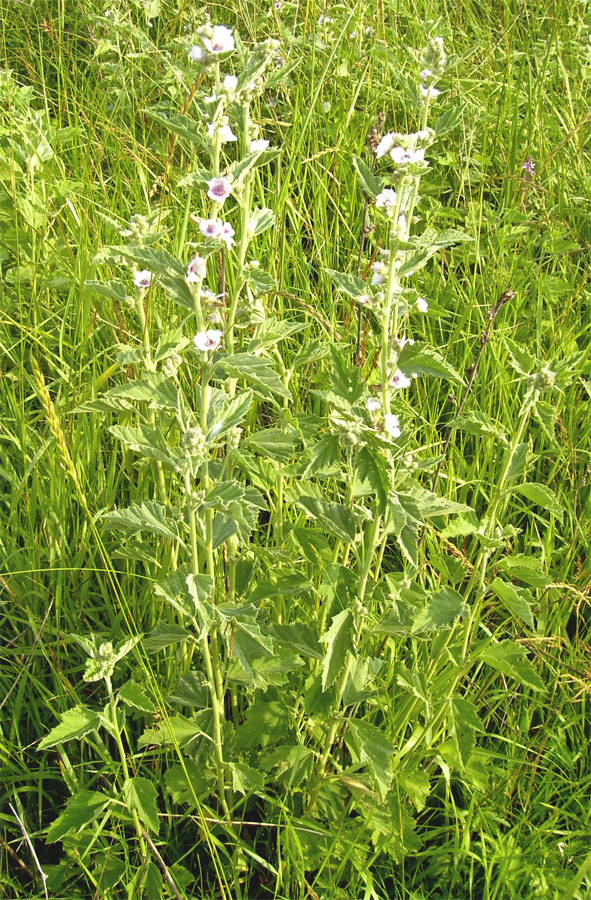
[38,28,567,896]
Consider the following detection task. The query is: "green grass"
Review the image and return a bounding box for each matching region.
[1,0,590,897]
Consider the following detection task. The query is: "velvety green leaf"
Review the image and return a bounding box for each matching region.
[506,443,529,481]
[143,623,191,652]
[105,374,178,409]
[496,554,551,588]
[353,155,382,198]
[247,427,300,461]
[168,670,209,708]
[398,344,464,385]
[452,409,506,440]
[447,697,482,768]
[412,587,469,635]
[109,424,183,468]
[490,578,534,629]
[143,109,208,150]
[330,348,366,404]
[324,268,370,299]
[247,207,275,236]
[118,682,156,714]
[345,719,395,798]
[513,482,563,523]
[480,641,544,691]
[533,399,558,442]
[46,790,111,843]
[302,434,341,477]
[103,501,182,542]
[39,706,100,750]
[355,445,389,513]
[123,776,159,834]
[138,714,205,750]
[216,353,290,401]
[260,744,315,785]
[85,279,131,303]
[270,622,323,659]
[320,609,354,691]
[296,496,359,542]
[400,770,431,812]
[164,761,209,804]
[230,761,265,795]
[236,700,290,750]
[207,391,253,441]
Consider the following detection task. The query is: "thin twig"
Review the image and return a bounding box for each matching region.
[8,805,48,900]
[140,827,183,900]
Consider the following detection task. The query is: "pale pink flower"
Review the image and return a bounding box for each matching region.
[366,397,381,412]
[207,122,237,143]
[199,218,223,239]
[207,176,232,203]
[194,329,223,352]
[390,370,411,390]
[416,296,429,313]
[203,25,235,54]
[374,132,395,159]
[186,255,207,283]
[223,74,238,92]
[390,146,425,165]
[220,222,235,249]
[189,45,206,63]
[419,85,441,99]
[133,270,152,289]
[375,188,397,209]
[249,139,270,152]
[384,414,401,438]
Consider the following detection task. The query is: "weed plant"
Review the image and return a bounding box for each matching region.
[0,1,590,899]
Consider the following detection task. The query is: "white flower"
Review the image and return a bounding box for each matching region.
[249,138,270,152]
[220,221,235,249]
[375,188,397,209]
[189,45,206,63]
[203,92,217,103]
[207,122,237,143]
[203,25,235,54]
[419,85,441,99]
[207,176,232,203]
[384,414,401,438]
[371,261,387,286]
[194,329,223,352]
[374,132,395,158]
[199,218,222,239]
[390,146,426,165]
[317,15,333,24]
[416,296,429,313]
[223,74,238,92]
[420,68,432,83]
[186,255,207,283]
[133,270,152,289]
[390,370,411,390]
[366,397,381,412]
